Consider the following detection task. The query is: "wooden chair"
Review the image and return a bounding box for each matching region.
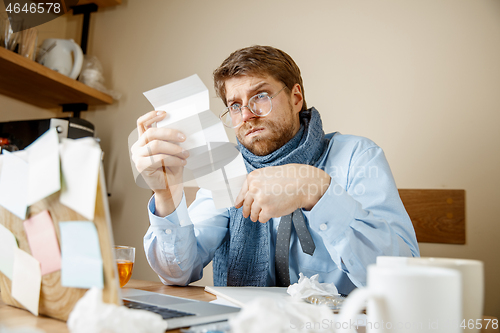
[186,187,466,244]
[399,189,465,244]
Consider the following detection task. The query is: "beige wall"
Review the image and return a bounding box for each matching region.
[2,0,499,318]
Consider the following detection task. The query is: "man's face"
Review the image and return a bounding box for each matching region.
[224,75,303,156]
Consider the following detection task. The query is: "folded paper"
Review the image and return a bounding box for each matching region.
[23,210,62,275]
[142,75,247,209]
[0,223,18,280]
[0,150,29,220]
[60,221,103,289]
[11,248,42,316]
[60,138,101,220]
[25,128,61,206]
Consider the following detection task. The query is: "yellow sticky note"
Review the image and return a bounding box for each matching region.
[12,248,42,316]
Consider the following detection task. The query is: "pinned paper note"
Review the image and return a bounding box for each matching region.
[11,247,42,316]
[25,129,61,206]
[0,150,29,220]
[60,138,101,220]
[0,223,18,280]
[24,210,61,275]
[59,221,103,289]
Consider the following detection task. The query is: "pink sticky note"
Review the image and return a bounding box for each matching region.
[23,210,61,275]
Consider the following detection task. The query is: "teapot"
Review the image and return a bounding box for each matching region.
[37,39,84,80]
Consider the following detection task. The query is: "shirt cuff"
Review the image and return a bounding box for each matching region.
[307,178,357,241]
[148,193,192,227]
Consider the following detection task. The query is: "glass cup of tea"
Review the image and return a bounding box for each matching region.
[113,246,135,287]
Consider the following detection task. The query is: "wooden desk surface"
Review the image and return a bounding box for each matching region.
[0,279,215,333]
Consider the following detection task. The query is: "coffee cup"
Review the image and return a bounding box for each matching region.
[338,264,462,333]
[376,256,484,333]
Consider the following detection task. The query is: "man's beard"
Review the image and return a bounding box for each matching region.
[236,113,298,156]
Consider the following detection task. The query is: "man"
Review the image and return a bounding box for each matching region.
[131,45,419,294]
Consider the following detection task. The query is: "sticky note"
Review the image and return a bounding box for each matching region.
[11,248,42,316]
[25,128,61,206]
[59,221,103,289]
[23,210,61,275]
[0,150,29,220]
[60,138,101,220]
[0,223,18,280]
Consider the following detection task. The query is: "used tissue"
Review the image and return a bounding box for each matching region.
[287,273,339,299]
[67,288,168,333]
[229,297,336,333]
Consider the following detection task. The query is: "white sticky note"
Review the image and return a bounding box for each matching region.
[59,221,103,289]
[24,210,62,275]
[25,128,61,206]
[60,138,101,220]
[11,248,42,316]
[0,223,18,280]
[0,150,29,220]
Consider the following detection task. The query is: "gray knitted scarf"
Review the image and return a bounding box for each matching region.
[212,107,330,286]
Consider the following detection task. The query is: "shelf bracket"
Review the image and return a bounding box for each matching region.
[71,3,99,54]
[62,103,88,118]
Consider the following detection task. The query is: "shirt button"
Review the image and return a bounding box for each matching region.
[319,223,327,231]
[165,229,172,234]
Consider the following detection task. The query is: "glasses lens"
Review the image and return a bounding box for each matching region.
[249,94,272,116]
[220,109,241,128]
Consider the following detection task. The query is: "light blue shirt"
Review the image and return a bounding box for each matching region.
[144,133,420,294]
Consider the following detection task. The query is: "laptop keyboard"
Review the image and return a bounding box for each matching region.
[123,299,196,320]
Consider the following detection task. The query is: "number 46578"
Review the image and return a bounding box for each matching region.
[461,318,499,330]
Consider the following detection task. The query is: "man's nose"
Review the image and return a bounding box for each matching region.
[240,106,256,123]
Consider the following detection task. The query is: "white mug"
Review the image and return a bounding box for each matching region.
[337,264,462,333]
[376,256,484,333]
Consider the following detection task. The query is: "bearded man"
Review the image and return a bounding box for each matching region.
[131,45,419,294]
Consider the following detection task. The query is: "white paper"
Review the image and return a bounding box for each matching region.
[60,138,101,220]
[11,248,42,316]
[25,128,61,205]
[0,150,29,220]
[143,75,248,209]
[0,223,18,280]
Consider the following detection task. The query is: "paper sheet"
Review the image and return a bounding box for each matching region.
[0,223,18,280]
[60,138,101,220]
[0,150,29,220]
[59,221,103,289]
[23,210,62,275]
[142,75,248,209]
[25,128,61,206]
[11,247,42,316]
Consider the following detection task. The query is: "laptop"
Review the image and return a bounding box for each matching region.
[120,287,240,330]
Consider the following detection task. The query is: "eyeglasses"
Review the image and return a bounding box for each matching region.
[219,86,287,128]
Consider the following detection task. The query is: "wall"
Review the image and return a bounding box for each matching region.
[1,0,499,318]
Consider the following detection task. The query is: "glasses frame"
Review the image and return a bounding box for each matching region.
[219,85,287,128]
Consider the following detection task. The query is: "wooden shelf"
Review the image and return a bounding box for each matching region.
[0,47,113,109]
[76,0,122,8]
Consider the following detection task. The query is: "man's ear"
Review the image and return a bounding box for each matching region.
[290,83,304,114]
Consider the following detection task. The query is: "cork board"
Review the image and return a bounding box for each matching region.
[0,167,120,321]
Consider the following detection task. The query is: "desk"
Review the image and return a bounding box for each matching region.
[0,279,212,333]
[1,280,497,333]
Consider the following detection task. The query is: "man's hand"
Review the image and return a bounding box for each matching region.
[130,110,189,216]
[234,164,331,223]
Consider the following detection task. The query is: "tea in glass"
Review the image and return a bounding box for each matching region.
[113,246,135,287]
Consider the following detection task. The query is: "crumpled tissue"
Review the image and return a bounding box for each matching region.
[229,297,336,333]
[67,287,168,333]
[287,273,339,299]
